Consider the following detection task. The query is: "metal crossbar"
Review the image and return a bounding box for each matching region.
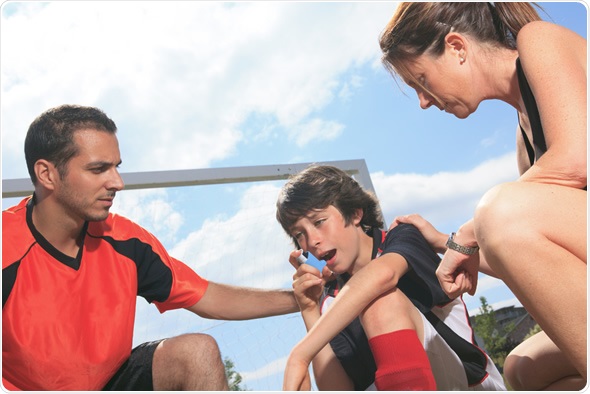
[2,159,375,199]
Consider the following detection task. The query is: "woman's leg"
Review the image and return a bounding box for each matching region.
[504,331,585,390]
[475,182,587,379]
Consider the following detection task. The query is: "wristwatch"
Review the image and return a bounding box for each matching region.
[446,232,479,255]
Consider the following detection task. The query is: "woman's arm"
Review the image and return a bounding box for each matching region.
[392,214,498,278]
[516,21,587,187]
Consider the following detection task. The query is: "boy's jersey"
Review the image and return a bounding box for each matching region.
[2,196,209,390]
[320,224,502,390]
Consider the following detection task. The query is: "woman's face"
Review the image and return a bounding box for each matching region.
[402,49,478,119]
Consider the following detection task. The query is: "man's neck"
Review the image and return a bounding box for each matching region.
[31,195,85,258]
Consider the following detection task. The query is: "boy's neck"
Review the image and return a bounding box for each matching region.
[350,227,376,275]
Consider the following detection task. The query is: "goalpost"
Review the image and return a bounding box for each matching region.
[2,159,380,391]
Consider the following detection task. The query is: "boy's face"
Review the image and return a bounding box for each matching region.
[289,205,364,275]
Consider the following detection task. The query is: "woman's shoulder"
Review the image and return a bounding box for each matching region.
[517,21,586,74]
[517,21,585,53]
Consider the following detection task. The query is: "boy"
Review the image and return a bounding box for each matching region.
[276,164,505,390]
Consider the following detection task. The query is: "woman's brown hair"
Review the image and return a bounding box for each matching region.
[379,3,543,94]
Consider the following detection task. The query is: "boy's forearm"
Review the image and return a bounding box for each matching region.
[291,256,406,363]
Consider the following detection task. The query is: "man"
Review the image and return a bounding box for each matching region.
[2,104,299,391]
[276,165,505,390]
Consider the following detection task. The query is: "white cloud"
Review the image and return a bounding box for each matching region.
[168,182,294,289]
[371,151,520,230]
[289,118,344,147]
[475,274,507,293]
[469,297,523,316]
[111,188,184,244]
[241,355,288,382]
[1,1,397,178]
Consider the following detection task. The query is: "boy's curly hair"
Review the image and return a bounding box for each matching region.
[276,165,384,247]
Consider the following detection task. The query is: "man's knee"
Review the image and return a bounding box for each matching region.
[152,333,228,390]
[156,333,221,360]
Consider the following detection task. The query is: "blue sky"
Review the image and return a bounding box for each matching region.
[1,1,587,390]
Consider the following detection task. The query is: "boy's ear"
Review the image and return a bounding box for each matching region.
[353,208,364,226]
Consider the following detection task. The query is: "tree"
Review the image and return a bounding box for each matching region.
[523,323,543,340]
[224,357,247,391]
[471,296,515,367]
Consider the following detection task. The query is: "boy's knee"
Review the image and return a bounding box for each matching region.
[361,289,421,337]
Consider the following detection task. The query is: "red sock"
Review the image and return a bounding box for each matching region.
[368,329,436,391]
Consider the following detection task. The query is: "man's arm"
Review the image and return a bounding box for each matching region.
[185,282,299,320]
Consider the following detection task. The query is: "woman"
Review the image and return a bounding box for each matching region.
[381,2,586,390]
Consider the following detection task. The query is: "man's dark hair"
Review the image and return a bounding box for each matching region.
[276,165,384,247]
[24,104,118,184]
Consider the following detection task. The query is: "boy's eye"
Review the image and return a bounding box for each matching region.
[314,218,326,226]
[293,232,303,240]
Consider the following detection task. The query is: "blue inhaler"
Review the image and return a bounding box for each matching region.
[296,251,327,271]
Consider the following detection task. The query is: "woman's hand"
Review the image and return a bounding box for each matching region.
[436,250,480,298]
[435,221,480,298]
[390,214,448,254]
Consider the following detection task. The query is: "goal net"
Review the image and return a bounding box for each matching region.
[1,160,373,391]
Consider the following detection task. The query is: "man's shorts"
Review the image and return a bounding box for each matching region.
[102,339,165,391]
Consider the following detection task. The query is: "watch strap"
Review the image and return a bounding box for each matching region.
[446,232,479,255]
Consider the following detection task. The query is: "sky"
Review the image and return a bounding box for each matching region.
[1,1,587,391]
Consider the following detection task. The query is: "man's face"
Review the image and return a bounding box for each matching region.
[53,129,124,222]
[289,205,363,274]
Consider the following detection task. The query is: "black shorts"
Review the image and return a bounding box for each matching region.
[102,339,164,391]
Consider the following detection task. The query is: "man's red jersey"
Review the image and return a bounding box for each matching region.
[2,197,209,390]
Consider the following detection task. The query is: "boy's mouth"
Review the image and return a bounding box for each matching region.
[320,249,336,263]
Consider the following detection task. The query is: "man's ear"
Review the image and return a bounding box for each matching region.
[445,32,467,63]
[34,159,58,191]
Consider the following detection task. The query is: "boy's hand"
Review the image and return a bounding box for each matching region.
[283,348,312,391]
[289,250,324,312]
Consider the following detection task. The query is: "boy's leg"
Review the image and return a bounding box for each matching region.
[361,287,436,390]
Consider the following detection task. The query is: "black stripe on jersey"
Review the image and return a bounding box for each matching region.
[3,241,36,309]
[3,261,21,309]
[425,311,488,386]
[96,235,173,304]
